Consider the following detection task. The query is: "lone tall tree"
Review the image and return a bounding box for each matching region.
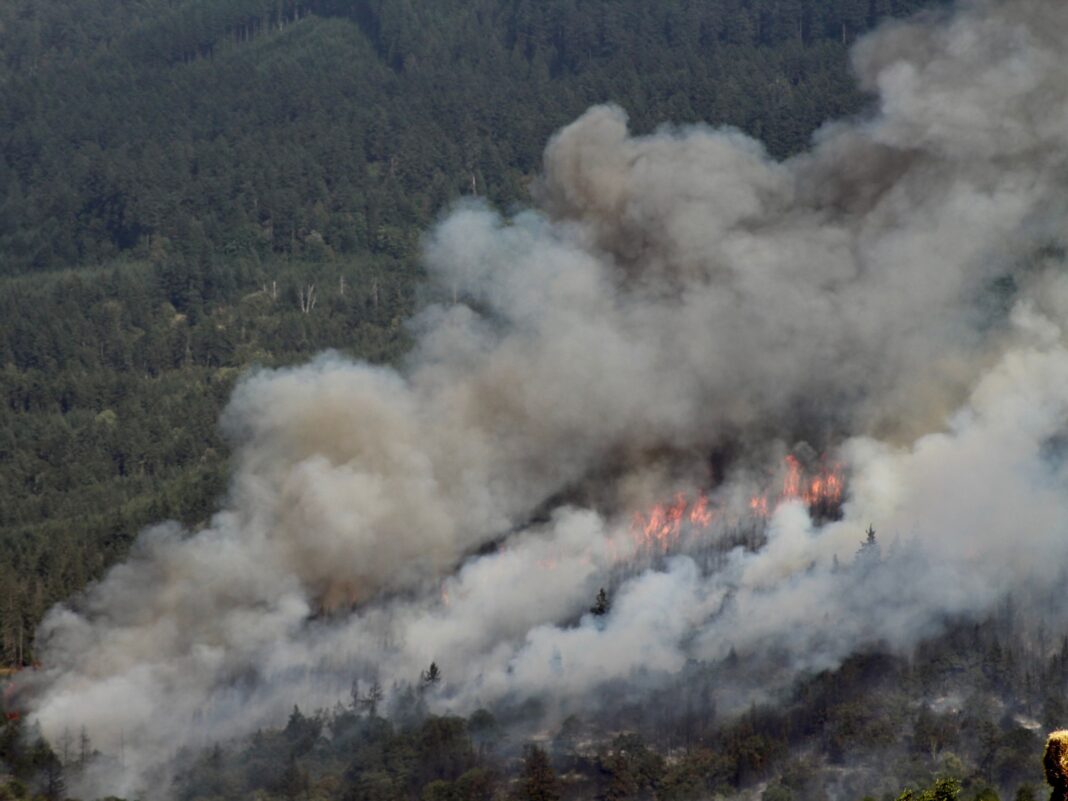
[591,587,610,616]
[857,524,881,565]
[421,661,442,689]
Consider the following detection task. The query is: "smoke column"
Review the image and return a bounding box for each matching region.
[24,0,1068,794]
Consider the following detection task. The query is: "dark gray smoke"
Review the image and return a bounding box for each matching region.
[25,0,1068,795]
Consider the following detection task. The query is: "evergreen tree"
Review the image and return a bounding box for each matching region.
[856,524,880,564]
[591,587,610,617]
[0,0,944,667]
[519,745,560,801]
[279,754,309,801]
[421,661,442,689]
[357,678,384,717]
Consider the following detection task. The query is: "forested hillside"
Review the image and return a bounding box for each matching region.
[10,3,1068,801]
[0,0,941,661]
[0,0,941,276]
[0,605,1057,801]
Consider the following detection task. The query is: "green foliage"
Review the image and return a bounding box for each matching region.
[0,253,415,661]
[897,777,963,801]
[0,0,950,668]
[762,782,793,801]
[657,749,733,800]
[519,745,559,801]
[419,767,494,801]
[0,0,943,664]
[285,705,324,757]
[0,0,946,277]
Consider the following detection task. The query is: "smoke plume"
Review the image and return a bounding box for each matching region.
[24,0,1068,795]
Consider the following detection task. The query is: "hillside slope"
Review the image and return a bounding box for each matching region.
[0,0,941,662]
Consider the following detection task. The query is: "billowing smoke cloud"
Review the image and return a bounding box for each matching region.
[24,0,1068,795]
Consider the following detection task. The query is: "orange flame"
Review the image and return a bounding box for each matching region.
[689,495,713,526]
[783,455,803,498]
[637,458,844,549]
[800,462,844,508]
[631,491,717,553]
[749,457,844,518]
[749,495,770,518]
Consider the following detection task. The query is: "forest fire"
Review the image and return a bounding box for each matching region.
[631,457,845,551]
[755,455,844,520]
[631,492,716,552]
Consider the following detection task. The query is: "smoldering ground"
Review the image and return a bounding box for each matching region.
[21,0,1068,795]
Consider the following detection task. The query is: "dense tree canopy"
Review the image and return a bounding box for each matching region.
[0,0,944,661]
[0,0,940,275]
[1,7,1060,801]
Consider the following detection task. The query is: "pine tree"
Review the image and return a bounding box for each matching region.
[361,678,384,717]
[856,524,880,565]
[591,587,610,616]
[421,661,442,689]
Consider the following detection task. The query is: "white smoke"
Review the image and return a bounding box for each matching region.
[24,0,1068,795]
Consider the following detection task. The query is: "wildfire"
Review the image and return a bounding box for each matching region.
[769,455,843,509]
[749,495,770,518]
[633,457,845,551]
[746,456,844,521]
[689,495,713,526]
[631,492,716,553]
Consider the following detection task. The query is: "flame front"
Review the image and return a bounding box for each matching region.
[749,495,770,518]
[633,457,845,553]
[748,456,843,520]
[632,491,715,553]
[779,455,843,508]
